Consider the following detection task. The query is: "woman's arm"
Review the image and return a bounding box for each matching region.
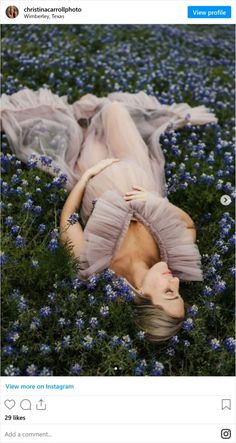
[60,158,120,258]
[60,171,91,258]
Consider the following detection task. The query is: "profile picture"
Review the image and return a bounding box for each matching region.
[6,5,19,19]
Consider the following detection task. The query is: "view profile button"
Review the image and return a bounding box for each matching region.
[188,6,231,19]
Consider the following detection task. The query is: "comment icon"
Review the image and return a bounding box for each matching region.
[20,399,32,410]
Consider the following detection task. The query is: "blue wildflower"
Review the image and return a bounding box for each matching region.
[70,363,82,375]
[40,344,51,355]
[26,364,38,376]
[183,318,194,331]
[99,305,109,317]
[4,364,20,376]
[82,335,94,349]
[223,337,236,353]
[0,252,8,266]
[68,213,80,225]
[39,306,52,317]
[208,338,221,351]
[150,360,164,376]
[48,239,59,251]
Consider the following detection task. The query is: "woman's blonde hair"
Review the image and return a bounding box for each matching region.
[133,290,185,343]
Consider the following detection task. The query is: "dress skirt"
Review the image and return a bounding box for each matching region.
[0,89,217,226]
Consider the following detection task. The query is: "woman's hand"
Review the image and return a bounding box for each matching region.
[86,158,120,179]
[123,185,148,201]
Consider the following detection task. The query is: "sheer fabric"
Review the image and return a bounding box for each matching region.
[0,88,217,281]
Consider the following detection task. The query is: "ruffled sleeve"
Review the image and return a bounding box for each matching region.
[79,191,133,280]
[129,192,203,281]
[78,190,203,282]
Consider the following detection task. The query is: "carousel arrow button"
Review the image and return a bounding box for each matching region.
[220,195,232,206]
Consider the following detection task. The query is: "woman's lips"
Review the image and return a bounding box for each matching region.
[162,271,173,276]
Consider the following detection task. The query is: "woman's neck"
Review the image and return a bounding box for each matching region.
[115,258,150,290]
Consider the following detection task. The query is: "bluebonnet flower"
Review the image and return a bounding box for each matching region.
[30,317,41,330]
[39,306,52,317]
[22,199,34,211]
[50,229,59,239]
[0,252,8,266]
[39,367,53,376]
[166,348,175,357]
[187,305,199,317]
[183,318,194,331]
[97,329,106,340]
[70,363,82,375]
[215,240,229,254]
[208,338,221,351]
[183,340,191,348]
[86,274,99,290]
[6,331,19,343]
[213,279,226,294]
[3,345,15,356]
[11,225,20,234]
[210,254,223,269]
[228,234,236,247]
[11,174,20,184]
[121,335,132,349]
[31,259,39,269]
[228,267,236,276]
[39,155,52,167]
[40,344,51,355]
[99,305,109,317]
[170,335,180,345]
[33,205,42,215]
[101,268,114,282]
[88,294,96,305]
[68,213,80,224]
[4,216,13,225]
[202,286,213,297]
[75,318,84,330]
[27,156,38,169]
[110,336,120,347]
[15,235,26,248]
[52,174,68,187]
[4,364,20,376]
[89,317,99,328]
[82,335,94,349]
[48,239,59,251]
[21,345,29,355]
[26,364,38,376]
[72,277,83,290]
[38,223,46,233]
[104,284,117,301]
[223,337,236,353]
[150,360,164,376]
[134,359,147,376]
[62,335,71,348]
[128,348,138,360]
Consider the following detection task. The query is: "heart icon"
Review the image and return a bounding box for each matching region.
[4,399,16,410]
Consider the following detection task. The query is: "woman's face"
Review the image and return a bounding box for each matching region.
[140,262,185,318]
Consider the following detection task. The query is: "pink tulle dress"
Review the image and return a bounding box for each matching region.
[0,88,217,281]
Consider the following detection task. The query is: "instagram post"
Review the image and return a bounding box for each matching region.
[1,19,235,382]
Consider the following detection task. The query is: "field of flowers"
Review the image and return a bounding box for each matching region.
[1,25,235,376]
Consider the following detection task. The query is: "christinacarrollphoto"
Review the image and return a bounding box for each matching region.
[1,25,235,376]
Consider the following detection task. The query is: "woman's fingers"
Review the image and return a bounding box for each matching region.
[123,193,146,200]
[132,185,146,191]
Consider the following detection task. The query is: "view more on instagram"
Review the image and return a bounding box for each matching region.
[0,1,235,443]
